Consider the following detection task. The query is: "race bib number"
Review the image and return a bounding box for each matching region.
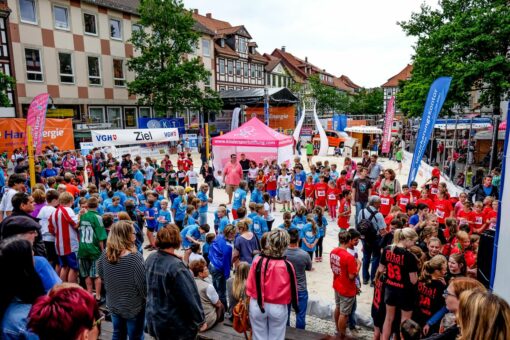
[317,191,326,197]
[400,198,409,205]
[475,217,483,225]
[431,188,439,195]
[381,198,390,205]
[328,194,336,200]
[435,209,445,218]
[178,173,185,178]
[295,180,302,187]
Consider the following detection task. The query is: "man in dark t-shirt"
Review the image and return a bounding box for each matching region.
[284,229,312,330]
[352,167,372,225]
[239,153,251,180]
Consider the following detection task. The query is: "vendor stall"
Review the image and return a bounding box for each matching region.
[344,126,382,157]
[211,117,294,180]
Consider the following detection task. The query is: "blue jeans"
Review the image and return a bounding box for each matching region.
[361,238,381,284]
[111,310,145,340]
[209,263,227,308]
[355,201,367,227]
[349,297,357,329]
[287,290,308,329]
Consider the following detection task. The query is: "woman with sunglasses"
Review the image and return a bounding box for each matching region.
[422,277,486,339]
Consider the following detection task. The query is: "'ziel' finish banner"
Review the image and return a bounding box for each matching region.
[407,77,452,186]
[91,128,179,147]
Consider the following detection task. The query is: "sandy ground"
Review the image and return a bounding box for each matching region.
[146,150,414,337]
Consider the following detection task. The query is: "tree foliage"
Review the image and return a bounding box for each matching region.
[309,74,349,114]
[127,0,222,115]
[397,0,510,117]
[0,72,14,107]
[348,88,383,115]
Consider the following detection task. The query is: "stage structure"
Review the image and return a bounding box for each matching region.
[292,97,328,156]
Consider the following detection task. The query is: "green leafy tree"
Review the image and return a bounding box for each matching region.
[0,72,14,107]
[397,0,510,117]
[127,0,222,116]
[348,88,383,115]
[309,74,349,114]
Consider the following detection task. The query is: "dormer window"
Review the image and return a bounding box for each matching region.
[220,39,225,48]
[238,37,247,54]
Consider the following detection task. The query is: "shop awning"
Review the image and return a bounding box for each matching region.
[220,87,298,106]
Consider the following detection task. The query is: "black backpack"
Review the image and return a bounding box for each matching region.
[356,207,378,242]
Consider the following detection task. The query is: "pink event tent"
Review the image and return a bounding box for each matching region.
[211,117,294,180]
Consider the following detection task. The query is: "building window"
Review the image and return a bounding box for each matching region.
[87,56,102,85]
[83,13,97,35]
[218,58,225,74]
[202,39,210,57]
[132,23,142,33]
[113,59,125,87]
[88,107,104,123]
[53,5,69,30]
[243,63,249,77]
[110,18,122,40]
[58,52,74,83]
[238,37,247,54]
[227,60,233,75]
[25,48,43,81]
[107,107,122,128]
[219,86,226,91]
[204,76,211,89]
[139,107,151,118]
[251,64,256,78]
[257,65,262,79]
[236,61,241,76]
[124,108,137,128]
[19,0,37,24]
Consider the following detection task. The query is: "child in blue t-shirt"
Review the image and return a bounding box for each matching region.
[183,205,197,228]
[250,182,264,204]
[144,200,158,249]
[313,206,328,262]
[216,206,230,234]
[157,199,172,231]
[251,204,268,240]
[232,181,247,219]
[106,196,125,222]
[180,223,210,264]
[197,184,210,226]
[300,218,319,260]
[171,187,187,230]
[203,233,215,265]
[291,207,308,232]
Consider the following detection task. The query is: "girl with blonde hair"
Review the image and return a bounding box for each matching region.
[378,227,419,340]
[457,290,510,340]
[226,261,250,319]
[97,221,146,339]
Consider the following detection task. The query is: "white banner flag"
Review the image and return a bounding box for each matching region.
[91,128,179,147]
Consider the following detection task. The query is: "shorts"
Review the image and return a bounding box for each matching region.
[146,223,157,232]
[384,287,415,311]
[58,252,79,271]
[396,160,402,163]
[279,190,291,202]
[79,258,98,278]
[226,184,238,195]
[267,189,276,198]
[335,291,356,315]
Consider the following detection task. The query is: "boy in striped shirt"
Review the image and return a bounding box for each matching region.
[49,192,81,283]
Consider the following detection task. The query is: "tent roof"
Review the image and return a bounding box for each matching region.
[212,117,294,147]
[220,87,298,106]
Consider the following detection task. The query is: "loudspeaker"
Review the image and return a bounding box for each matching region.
[477,229,495,289]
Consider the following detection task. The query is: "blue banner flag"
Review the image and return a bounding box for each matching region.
[137,117,185,134]
[264,98,269,125]
[407,77,452,186]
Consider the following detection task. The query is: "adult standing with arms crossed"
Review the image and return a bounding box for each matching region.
[222,154,243,205]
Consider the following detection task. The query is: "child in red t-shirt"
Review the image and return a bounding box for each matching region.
[471,201,486,234]
[482,196,495,216]
[456,201,474,233]
[336,170,348,192]
[409,181,421,203]
[326,181,339,219]
[434,191,453,226]
[304,175,315,211]
[416,189,435,211]
[337,190,352,229]
[395,185,412,212]
[424,177,440,200]
[263,168,278,211]
[484,200,498,230]
[379,187,394,217]
[314,175,328,208]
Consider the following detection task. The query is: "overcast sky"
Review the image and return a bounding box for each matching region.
[183,0,438,88]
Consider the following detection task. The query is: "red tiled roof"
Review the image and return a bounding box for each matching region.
[339,75,361,89]
[217,25,252,38]
[263,54,281,72]
[192,12,231,32]
[249,51,267,63]
[214,43,239,58]
[271,48,335,80]
[334,77,352,92]
[381,64,413,87]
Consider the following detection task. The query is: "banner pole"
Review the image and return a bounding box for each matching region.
[27,126,36,189]
[205,122,210,162]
